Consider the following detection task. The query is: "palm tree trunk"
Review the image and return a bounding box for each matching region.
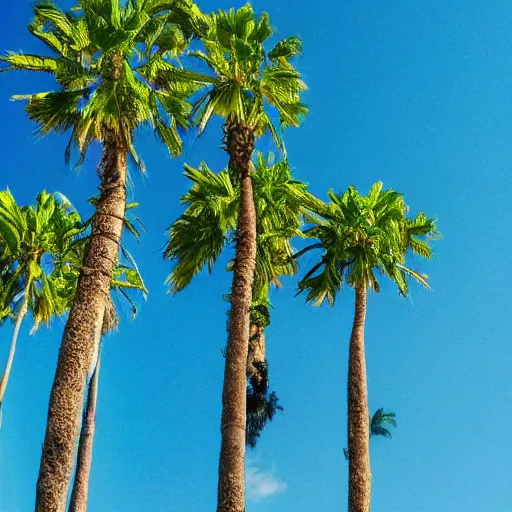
[0,286,30,411]
[246,323,266,385]
[36,136,127,512]
[68,353,100,512]
[347,285,371,512]
[217,121,256,512]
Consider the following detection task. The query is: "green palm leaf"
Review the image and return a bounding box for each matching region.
[297,183,439,303]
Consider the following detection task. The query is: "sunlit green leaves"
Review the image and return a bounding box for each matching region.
[164,154,320,299]
[187,3,307,143]
[268,36,302,63]
[297,184,439,306]
[0,53,57,73]
[0,190,84,332]
[3,0,206,164]
[17,90,85,135]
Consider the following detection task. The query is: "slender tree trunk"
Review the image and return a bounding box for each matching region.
[347,286,371,512]
[68,354,100,512]
[217,121,256,512]
[0,286,30,410]
[246,323,265,385]
[35,136,127,512]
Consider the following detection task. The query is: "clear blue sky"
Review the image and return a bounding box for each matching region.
[1,0,511,510]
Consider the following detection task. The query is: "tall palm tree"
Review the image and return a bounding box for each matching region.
[0,189,82,419]
[180,5,307,506]
[69,257,147,512]
[165,154,318,446]
[1,1,207,508]
[297,182,439,512]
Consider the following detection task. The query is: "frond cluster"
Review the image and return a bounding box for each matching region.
[297,182,439,306]
[0,189,146,332]
[0,189,84,331]
[370,408,397,439]
[164,153,318,300]
[1,0,213,166]
[188,3,308,144]
[245,360,283,448]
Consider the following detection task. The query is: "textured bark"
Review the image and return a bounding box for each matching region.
[347,286,371,512]
[217,121,256,512]
[246,324,266,386]
[0,286,30,408]
[35,137,127,512]
[68,354,100,512]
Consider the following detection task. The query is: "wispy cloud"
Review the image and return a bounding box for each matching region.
[246,465,287,501]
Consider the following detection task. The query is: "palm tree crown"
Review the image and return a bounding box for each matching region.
[0,189,82,331]
[190,3,307,144]
[0,0,208,163]
[164,154,319,449]
[164,153,318,297]
[297,182,439,305]
[370,408,396,439]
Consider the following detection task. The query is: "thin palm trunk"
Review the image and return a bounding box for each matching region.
[0,285,31,411]
[217,122,256,512]
[246,323,265,385]
[68,353,100,512]
[36,135,127,512]
[347,285,371,512]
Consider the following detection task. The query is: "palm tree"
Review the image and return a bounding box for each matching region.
[297,182,439,512]
[0,189,82,420]
[344,408,397,460]
[179,5,307,506]
[69,257,147,512]
[1,1,208,507]
[370,408,396,439]
[165,154,318,451]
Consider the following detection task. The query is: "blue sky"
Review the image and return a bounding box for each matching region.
[1,0,512,510]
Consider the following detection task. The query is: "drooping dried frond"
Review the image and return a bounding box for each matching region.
[245,360,283,448]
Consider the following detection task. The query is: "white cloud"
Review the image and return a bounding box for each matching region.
[246,465,287,501]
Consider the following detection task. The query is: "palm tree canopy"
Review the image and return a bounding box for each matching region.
[0,189,83,331]
[0,0,211,165]
[164,153,320,303]
[370,408,397,440]
[297,182,440,306]
[188,3,308,144]
[0,189,146,333]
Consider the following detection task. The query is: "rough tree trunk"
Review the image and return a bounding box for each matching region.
[35,137,127,512]
[347,286,371,512]
[68,353,100,512]
[246,323,266,385]
[217,121,256,512]
[0,284,30,411]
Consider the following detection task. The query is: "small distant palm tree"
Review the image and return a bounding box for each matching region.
[1,1,208,506]
[344,408,397,460]
[370,408,396,439]
[297,182,439,512]
[0,189,82,420]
